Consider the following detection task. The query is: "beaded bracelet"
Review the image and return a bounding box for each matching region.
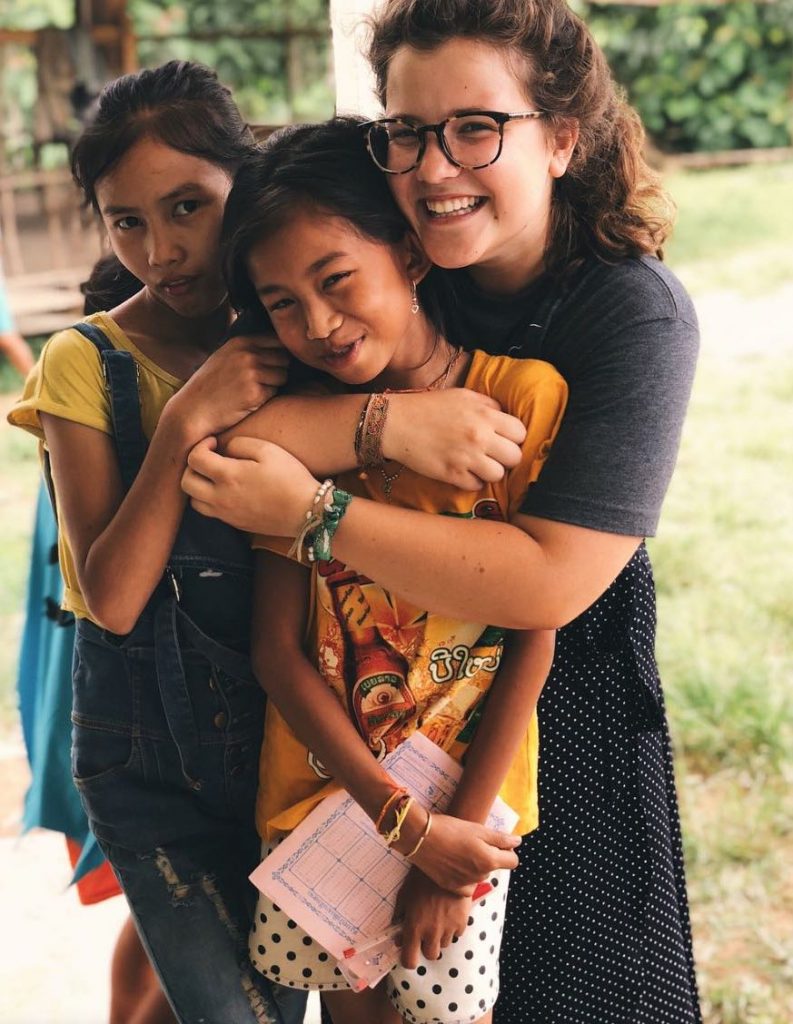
[287,478,333,562]
[404,806,433,860]
[307,487,353,562]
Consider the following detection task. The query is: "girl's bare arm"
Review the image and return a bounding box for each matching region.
[222,387,528,489]
[183,437,640,630]
[42,409,193,634]
[396,628,554,966]
[447,628,555,824]
[41,336,287,634]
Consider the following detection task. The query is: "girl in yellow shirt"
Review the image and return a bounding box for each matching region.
[210,118,567,1024]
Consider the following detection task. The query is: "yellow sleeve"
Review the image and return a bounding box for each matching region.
[476,356,568,519]
[7,327,112,441]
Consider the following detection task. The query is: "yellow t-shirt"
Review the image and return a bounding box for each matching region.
[253,350,568,839]
[7,312,183,618]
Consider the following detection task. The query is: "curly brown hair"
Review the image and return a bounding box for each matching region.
[367,0,674,275]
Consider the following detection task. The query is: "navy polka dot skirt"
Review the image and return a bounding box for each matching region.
[495,545,701,1023]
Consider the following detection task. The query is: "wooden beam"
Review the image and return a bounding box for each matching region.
[0,25,124,46]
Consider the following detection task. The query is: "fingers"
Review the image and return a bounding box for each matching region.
[399,927,422,971]
[490,848,520,872]
[451,471,487,492]
[486,432,524,470]
[492,409,527,445]
[466,454,509,485]
[421,933,443,962]
[223,435,276,462]
[181,468,212,505]
[185,440,229,481]
[485,829,522,851]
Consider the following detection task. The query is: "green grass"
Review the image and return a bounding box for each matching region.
[665,161,793,295]
[649,352,793,774]
[1,160,792,1020]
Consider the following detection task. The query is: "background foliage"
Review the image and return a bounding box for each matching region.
[2,1,793,165]
[583,0,793,152]
[0,0,332,168]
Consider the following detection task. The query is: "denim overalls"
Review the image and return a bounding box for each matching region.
[68,323,306,1024]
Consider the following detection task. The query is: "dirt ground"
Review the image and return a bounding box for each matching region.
[0,729,321,1024]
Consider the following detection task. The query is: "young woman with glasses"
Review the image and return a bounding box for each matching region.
[183,2,701,1022]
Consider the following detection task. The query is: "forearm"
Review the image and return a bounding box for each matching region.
[222,394,365,476]
[0,331,35,376]
[256,644,398,822]
[79,409,195,632]
[331,500,622,629]
[447,630,555,825]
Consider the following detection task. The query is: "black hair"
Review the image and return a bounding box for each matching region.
[71,60,256,211]
[222,116,447,333]
[81,254,142,314]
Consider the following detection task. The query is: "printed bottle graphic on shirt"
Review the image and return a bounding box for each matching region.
[328,572,414,750]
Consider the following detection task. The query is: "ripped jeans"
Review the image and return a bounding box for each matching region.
[72,613,306,1024]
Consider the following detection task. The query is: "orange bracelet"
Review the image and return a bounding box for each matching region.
[383,794,414,847]
[374,786,408,833]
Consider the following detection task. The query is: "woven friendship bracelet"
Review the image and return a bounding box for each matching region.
[307,487,353,562]
[358,392,389,470]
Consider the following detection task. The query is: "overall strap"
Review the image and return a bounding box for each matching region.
[505,281,567,359]
[72,322,148,491]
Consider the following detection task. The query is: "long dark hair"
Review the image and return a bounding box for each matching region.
[368,0,673,275]
[81,254,142,314]
[222,117,446,332]
[71,60,256,211]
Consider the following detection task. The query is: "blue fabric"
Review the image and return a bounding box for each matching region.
[17,484,105,878]
[0,272,14,333]
[68,324,303,1023]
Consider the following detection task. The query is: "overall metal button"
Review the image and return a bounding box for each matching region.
[213,711,228,730]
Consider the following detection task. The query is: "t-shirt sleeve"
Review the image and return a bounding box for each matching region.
[520,315,699,536]
[479,357,568,519]
[7,327,112,441]
[506,366,568,520]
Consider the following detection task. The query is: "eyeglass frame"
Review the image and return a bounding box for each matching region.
[363,110,547,175]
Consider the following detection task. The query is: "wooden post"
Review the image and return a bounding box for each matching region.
[329,0,380,116]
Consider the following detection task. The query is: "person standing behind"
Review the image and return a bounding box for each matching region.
[0,237,34,376]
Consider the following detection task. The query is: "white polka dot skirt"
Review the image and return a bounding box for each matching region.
[249,857,511,1023]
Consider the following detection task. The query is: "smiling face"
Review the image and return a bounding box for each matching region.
[384,38,575,293]
[246,207,435,388]
[95,136,232,318]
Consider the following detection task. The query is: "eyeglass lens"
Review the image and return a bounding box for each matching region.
[369,114,502,172]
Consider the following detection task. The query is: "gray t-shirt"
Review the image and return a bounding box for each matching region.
[439,256,699,537]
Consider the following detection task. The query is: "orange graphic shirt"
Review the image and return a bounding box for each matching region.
[254,351,568,839]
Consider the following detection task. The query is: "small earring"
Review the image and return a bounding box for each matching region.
[410,281,420,315]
